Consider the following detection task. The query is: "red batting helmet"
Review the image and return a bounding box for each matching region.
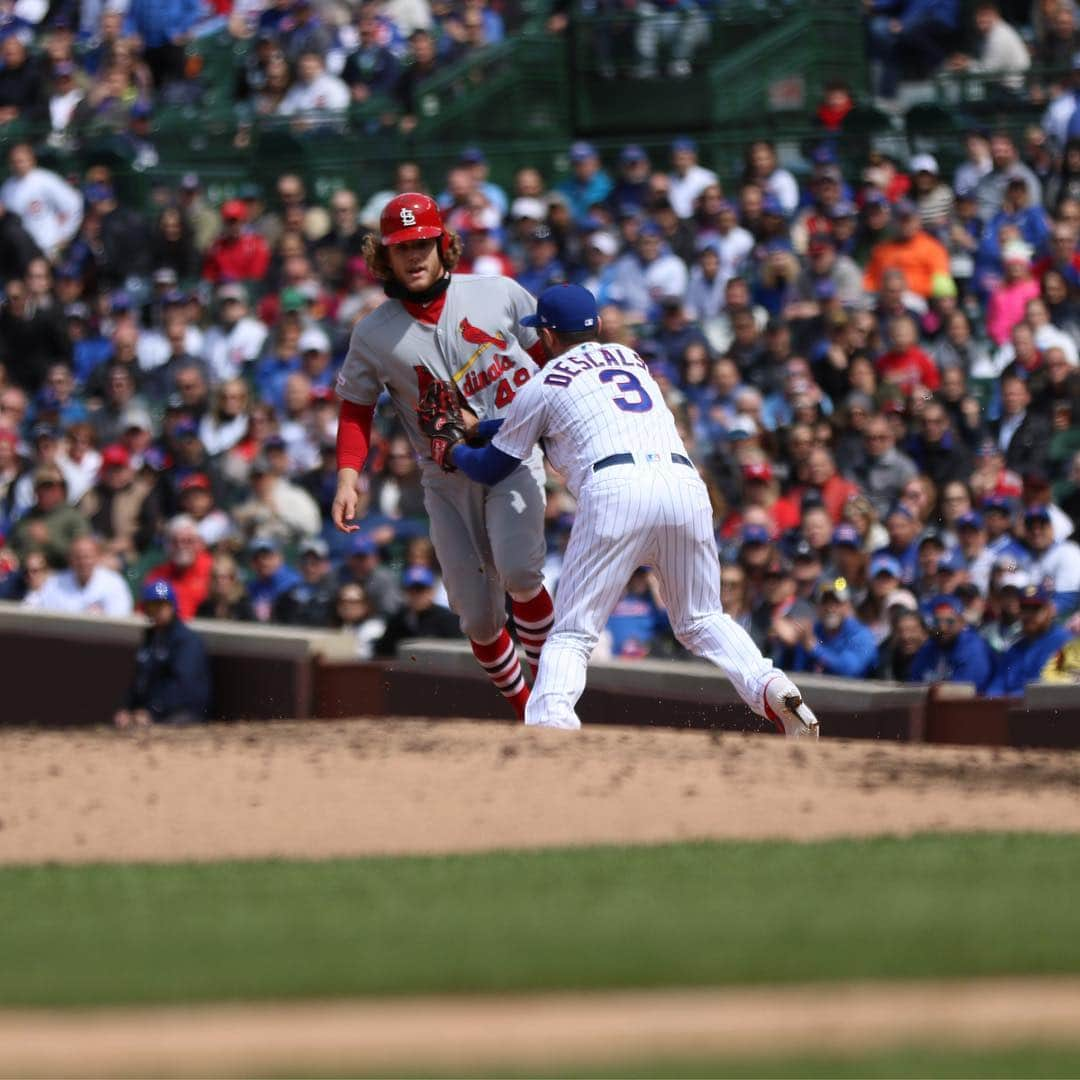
[380,192,444,246]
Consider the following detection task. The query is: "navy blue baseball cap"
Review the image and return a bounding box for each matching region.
[741,524,771,546]
[761,194,786,216]
[1019,583,1052,606]
[569,140,597,162]
[1025,504,1053,524]
[83,182,113,204]
[350,534,377,557]
[936,548,966,573]
[931,594,964,616]
[832,524,861,548]
[520,284,599,333]
[141,578,177,607]
[870,554,903,579]
[402,565,435,589]
[982,494,1013,514]
[620,144,648,163]
[956,511,984,530]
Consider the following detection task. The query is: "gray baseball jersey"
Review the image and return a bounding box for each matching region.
[335,273,547,642]
[336,273,542,466]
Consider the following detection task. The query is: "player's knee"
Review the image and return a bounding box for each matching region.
[499,560,544,599]
[458,606,506,644]
[671,616,707,650]
[545,629,594,661]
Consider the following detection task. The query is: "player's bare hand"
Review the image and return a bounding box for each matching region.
[113,709,133,729]
[333,469,361,533]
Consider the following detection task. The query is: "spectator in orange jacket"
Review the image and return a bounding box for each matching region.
[142,514,213,620]
[877,314,941,395]
[862,198,949,298]
[202,200,271,283]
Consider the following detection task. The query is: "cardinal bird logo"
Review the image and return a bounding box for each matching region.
[459,318,508,350]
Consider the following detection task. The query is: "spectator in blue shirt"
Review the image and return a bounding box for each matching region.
[986,584,1072,697]
[254,325,302,413]
[982,495,1029,566]
[607,145,653,216]
[126,0,201,87]
[866,0,961,100]
[909,594,995,692]
[977,176,1052,277]
[246,537,302,623]
[788,576,879,677]
[516,226,567,298]
[65,301,112,388]
[874,504,922,585]
[555,141,613,221]
[605,567,670,658]
[1023,504,1080,616]
[114,579,210,727]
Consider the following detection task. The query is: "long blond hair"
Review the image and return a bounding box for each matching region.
[360,230,463,283]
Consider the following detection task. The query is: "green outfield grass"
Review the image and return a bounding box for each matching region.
[1,833,1079,1008]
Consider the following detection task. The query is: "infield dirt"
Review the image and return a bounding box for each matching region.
[5,720,1080,1077]
[2,719,1080,864]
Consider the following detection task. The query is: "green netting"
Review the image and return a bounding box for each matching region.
[0,7,1049,213]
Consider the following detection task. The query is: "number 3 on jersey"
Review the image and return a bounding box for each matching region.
[599,369,653,413]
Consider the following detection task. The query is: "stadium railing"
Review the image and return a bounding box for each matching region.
[4,603,1077,747]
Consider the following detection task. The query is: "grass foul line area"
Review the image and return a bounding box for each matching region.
[1,833,1078,1008]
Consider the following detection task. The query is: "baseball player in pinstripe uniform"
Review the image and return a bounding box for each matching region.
[417,284,819,735]
[333,193,555,718]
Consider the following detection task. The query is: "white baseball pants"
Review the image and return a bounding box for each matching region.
[525,462,779,729]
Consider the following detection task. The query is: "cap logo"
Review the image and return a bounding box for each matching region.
[399,208,416,227]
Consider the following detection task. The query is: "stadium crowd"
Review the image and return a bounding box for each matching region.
[2,0,1080,700]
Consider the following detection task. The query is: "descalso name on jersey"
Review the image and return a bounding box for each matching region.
[542,346,648,388]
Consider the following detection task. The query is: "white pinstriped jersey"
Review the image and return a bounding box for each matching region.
[492,341,689,498]
[496,338,782,730]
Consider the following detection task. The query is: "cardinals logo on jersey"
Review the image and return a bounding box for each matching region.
[459,319,508,350]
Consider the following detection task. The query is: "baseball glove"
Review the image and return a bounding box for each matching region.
[416,378,468,472]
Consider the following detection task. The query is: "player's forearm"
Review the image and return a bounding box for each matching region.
[450,442,521,486]
[337,400,375,471]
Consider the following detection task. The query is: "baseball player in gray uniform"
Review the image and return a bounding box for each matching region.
[417,284,820,736]
[332,193,555,718]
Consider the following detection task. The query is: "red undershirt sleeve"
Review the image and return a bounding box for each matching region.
[336,400,375,471]
[526,339,547,366]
